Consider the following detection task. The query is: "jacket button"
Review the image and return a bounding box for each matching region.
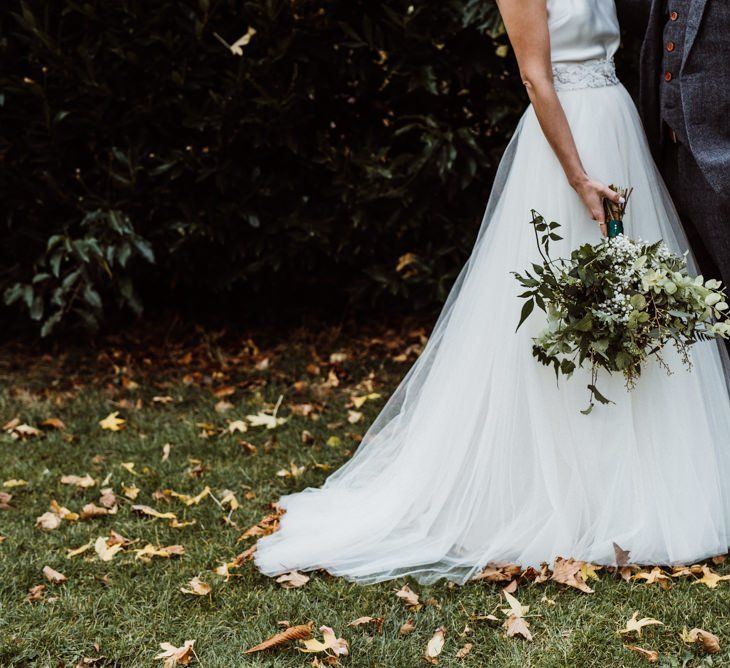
[666,41,675,52]
[664,71,673,82]
[670,10,679,20]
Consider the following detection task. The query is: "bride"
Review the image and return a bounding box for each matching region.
[255,0,730,584]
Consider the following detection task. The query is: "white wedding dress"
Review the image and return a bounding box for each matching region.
[255,0,730,584]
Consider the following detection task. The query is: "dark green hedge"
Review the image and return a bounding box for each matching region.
[1,1,634,335]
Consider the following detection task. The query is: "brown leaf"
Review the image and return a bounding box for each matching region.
[276,570,310,589]
[98,488,117,508]
[347,617,384,633]
[682,627,721,654]
[40,417,66,430]
[0,491,12,509]
[42,565,67,584]
[80,503,116,520]
[613,542,631,567]
[244,623,314,654]
[624,645,660,663]
[551,557,594,594]
[395,584,421,610]
[633,566,672,589]
[504,616,532,641]
[27,583,47,603]
[180,577,211,596]
[399,619,416,635]
[456,643,473,659]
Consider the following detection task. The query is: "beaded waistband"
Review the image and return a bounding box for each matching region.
[552,58,620,92]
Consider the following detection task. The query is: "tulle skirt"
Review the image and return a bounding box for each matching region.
[255,82,730,584]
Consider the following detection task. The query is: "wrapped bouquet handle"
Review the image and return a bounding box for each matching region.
[604,185,633,238]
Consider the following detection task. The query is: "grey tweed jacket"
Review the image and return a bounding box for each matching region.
[616,0,730,196]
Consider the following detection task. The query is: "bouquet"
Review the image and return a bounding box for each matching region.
[513,187,730,413]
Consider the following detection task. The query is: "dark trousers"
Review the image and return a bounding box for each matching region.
[660,138,730,289]
[661,138,730,358]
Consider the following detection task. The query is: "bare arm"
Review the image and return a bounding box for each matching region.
[497,0,621,231]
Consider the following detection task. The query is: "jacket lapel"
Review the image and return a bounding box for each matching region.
[682,0,709,69]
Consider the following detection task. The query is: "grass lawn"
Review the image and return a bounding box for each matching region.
[0,325,728,667]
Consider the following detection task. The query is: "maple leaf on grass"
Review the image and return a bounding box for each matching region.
[244,623,314,654]
[99,412,125,431]
[299,626,349,657]
[550,557,595,593]
[691,565,730,589]
[618,611,664,638]
[633,566,672,588]
[155,640,196,667]
[501,591,533,641]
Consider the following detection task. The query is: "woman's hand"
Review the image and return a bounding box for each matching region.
[571,175,624,237]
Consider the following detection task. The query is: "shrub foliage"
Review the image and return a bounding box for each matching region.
[2,0,530,334]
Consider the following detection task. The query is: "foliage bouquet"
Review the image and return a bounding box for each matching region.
[513,188,730,413]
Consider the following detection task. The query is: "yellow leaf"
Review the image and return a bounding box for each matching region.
[3,479,28,488]
[132,504,177,520]
[300,626,349,656]
[618,611,664,638]
[99,412,125,431]
[66,541,94,558]
[247,412,287,430]
[276,462,306,478]
[135,543,185,561]
[122,483,140,500]
[691,565,730,589]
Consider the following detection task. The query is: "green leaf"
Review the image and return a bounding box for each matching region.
[588,384,613,405]
[516,299,535,331]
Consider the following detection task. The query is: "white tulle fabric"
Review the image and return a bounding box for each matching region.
[255,0,730,584]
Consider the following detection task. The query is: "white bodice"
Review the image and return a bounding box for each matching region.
[548,0,620,64]
[547,0,621,91]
